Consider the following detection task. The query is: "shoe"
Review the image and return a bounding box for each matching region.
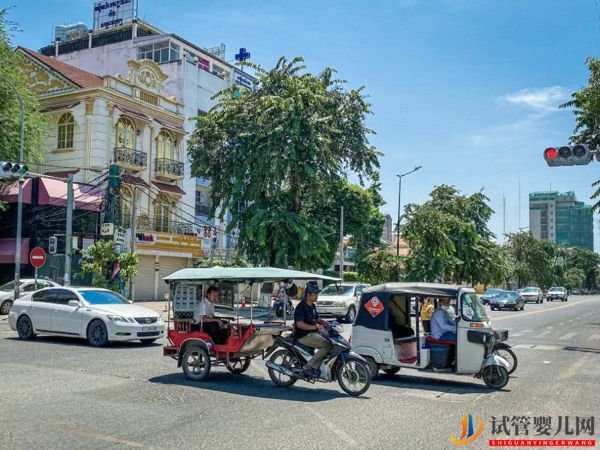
[302,367,319,378]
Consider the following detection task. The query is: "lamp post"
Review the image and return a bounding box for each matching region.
[0,74,25,300]
[396,166,422,256]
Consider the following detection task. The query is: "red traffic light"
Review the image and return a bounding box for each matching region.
[544,147,558,161]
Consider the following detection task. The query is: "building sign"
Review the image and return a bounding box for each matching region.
[93,0,137,30]
[82,238,95,251]
[234,69,255,90]
[135,230,202,258]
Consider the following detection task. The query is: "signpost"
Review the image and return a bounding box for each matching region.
[29,247,46,291]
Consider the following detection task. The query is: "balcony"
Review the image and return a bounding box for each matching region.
[114,147,147,172]
[137,218,196,236]
[154,158,184,181]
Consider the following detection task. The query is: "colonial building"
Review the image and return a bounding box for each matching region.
[19,47,201,300]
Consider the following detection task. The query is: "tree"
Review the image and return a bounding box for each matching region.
[356,250,402,285]
[188,56,379,269]
[0,9,45,163]
[79,240,138,293]
[504,232,556,288]
[564,267,585,291]
[565,247,600,290]
[194,255,248,268]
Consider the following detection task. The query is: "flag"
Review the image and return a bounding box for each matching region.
[111,262,121,282]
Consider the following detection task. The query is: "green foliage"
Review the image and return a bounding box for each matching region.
[194,255,248,268]
[564,267,585,291]
[342,271,361,282]
[188,56,379,270]
[356,250,402,285]
[0,9,45,163]
[79,240,138,292]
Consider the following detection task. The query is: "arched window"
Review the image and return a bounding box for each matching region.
[157,130,176,160]
[57,113,74,150]
[154,195,171,232]
[121,186,132,228]
[116,117,136,149]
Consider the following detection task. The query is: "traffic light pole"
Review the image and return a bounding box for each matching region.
[64,174,74,286]
[129,186,137,302]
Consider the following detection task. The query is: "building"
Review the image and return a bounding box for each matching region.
[383,214,393,244]
[36,3,256,256]
[529,191,594,250]
[18,47,201,299]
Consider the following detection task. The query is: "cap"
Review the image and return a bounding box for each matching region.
[305,283,321,294]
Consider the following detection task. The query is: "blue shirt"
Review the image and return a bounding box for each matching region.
[430,307,456,339]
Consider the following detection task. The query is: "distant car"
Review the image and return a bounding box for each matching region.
[547,287,568,302]
[316,283,370,323]
[520,287,544,304]
[481,288,503,305]
[0,279,60,315]
[8,287,164,346]
[490,290,525,311]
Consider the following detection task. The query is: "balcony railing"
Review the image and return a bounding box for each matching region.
[195,203,212,216]
[137,219,197,236]
[115,147,147,170]
[154,158,184,179]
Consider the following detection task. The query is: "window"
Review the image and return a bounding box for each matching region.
[137,40,180,63]
[57,113,74,149]
[154,195,172,232]
[33,289,58,304]
[195,187,212,216]
[54,289,79,306]
[157,130,176,160]
[79,290,129,305]
[116,117,136,149]
[22,283,39,293]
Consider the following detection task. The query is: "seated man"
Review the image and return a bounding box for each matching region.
[293,283,332,378]
[430,298,457,342]
[191,286,228,343]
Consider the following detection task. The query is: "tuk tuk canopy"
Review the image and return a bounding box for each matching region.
[163,267,341,284]
[363,283,463,298]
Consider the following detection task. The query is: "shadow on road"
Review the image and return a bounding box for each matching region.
[148,372,358,402]
[4,335,163,349]
[563,346,600,355]
[372,373,509,394]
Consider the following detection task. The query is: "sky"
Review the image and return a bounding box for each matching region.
[5,0,600,248]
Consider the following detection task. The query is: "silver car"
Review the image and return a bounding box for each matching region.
[0,279,60,315]
[520,287,544,304]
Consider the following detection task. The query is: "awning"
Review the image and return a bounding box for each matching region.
[40,102,80,113]
[38,178,103,212]
[122,174,150,188]
[152,180,185,195]
[155,117,186,133]
[0,179,33,204]
[45,169,80,178]
[0,238,30,265]
[115,105,150,121]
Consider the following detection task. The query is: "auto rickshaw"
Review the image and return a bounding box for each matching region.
[350,283,511,389]
[162,267,339,381]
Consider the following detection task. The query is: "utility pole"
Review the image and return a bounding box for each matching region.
[503,193,506,241]
[396,166,422,256]
[518,177,522,230]
[64,174,74,286]
[129,186,137,302]
[339,206,344,280]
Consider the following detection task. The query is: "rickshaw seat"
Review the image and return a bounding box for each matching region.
[425,337,456,345]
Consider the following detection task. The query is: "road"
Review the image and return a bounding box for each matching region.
[0,296,598,449]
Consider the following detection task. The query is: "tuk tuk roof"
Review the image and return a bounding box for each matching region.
[363,282,472,298]
[163,267,341,283]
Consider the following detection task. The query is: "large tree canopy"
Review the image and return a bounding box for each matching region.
[188,56,380,269]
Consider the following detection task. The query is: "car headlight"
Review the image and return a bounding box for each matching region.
[107,314,131,323]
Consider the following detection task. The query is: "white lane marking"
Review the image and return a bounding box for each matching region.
[590,334,600,340]
[61,428,145,448]
[559,332,577,341]
[538,330,551,337]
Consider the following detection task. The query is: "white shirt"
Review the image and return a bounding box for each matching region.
[193,298,215,324]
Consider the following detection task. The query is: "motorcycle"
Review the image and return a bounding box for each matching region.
[265,321,372,396]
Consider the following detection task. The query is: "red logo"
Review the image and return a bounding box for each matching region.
[364,296,384,317]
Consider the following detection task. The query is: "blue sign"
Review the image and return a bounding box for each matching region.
[235,48,251,62]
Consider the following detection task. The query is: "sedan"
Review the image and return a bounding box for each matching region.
[490,291,525,311]
[0,279,60,315]
[8,287,165,346]
[547,287,568,302]
[520,287,544,304]
[481,288,503,305]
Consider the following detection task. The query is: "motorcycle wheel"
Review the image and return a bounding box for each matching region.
[267,349,298,387]
[493,347,517,375]
[337,359,371,396]
[482,365,509,389]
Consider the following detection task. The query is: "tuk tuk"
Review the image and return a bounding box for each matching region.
[350,283,511,389]
[162,267,339,381]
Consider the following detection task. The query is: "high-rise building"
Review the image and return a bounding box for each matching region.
[529,191,594,250]
[383,214,393,244]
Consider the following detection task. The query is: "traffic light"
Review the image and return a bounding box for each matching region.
[543,145,593,167]
[0,162,28,177]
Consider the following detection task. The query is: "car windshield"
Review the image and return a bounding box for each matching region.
[549,288,563,292]
[484,288,502,296]
[0,281,16,292]
[497,291,518,300]
[320,285,354,296]
[522,288,537,293]
[461,293,488,322]
[79,290,130,305]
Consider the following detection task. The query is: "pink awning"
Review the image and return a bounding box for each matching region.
[38,178,103,212]
[0,238,30,264]
[0,179,33,204]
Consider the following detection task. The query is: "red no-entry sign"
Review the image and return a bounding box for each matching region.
[30,247,46,269]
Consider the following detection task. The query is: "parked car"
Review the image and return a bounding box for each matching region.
[547,287,568,302]
[481,288,503,305]
[520,287,544,304]
[8,287,165,346]
[0,279,60,315]
[316,283,370,322]
[489,290,525,311]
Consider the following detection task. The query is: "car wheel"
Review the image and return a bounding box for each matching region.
[87,319,109,347]
[16,315,36,340]
[140,339,157,345]
[520,303,525,311]
[0,299,13,315]
[345,306,357,323]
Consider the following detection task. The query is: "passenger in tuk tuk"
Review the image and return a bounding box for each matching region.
[420,298,435,334]
[430,298,457,342]
[191,286,228,343]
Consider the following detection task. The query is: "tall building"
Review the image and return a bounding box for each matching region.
[529,191,594,250]
[382,214,393,244]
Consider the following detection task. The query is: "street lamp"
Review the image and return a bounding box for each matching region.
[0,74,25,300]
[396,165,422,256]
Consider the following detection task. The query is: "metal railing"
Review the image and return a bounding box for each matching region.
[114,147,147,168]
[136,219,197,236]
[195,203,212,216]
[154,158,184,177]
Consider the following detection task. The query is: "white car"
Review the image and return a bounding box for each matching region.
[316,283,370,323]
[8,287,165,346]
[0,279,60,315]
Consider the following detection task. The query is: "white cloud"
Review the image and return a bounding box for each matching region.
[503,86,570,113]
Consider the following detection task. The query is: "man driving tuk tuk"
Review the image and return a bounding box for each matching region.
[430,298,457,341]
[191,286,228,343]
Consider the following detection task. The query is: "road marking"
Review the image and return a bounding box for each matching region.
[305,406,358,447]
[493,299,597,322]
[538,330,551,337]
[61,428,146,448]
[559,332,577,341]
[590,334,600,340]
[558,355,589,380]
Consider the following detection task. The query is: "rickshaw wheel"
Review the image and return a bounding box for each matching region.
[226,357,251,374]
[382,367,401,376]
[492,347,517,375]
[364,356,379,378]
[482,365,509,389]
[337,359,371,396]
[182,346,211,381]
[267,349,298,387]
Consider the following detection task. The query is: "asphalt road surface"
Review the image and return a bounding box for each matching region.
[1,296,599,449]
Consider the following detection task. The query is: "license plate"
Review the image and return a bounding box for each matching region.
[143,326,158,332]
